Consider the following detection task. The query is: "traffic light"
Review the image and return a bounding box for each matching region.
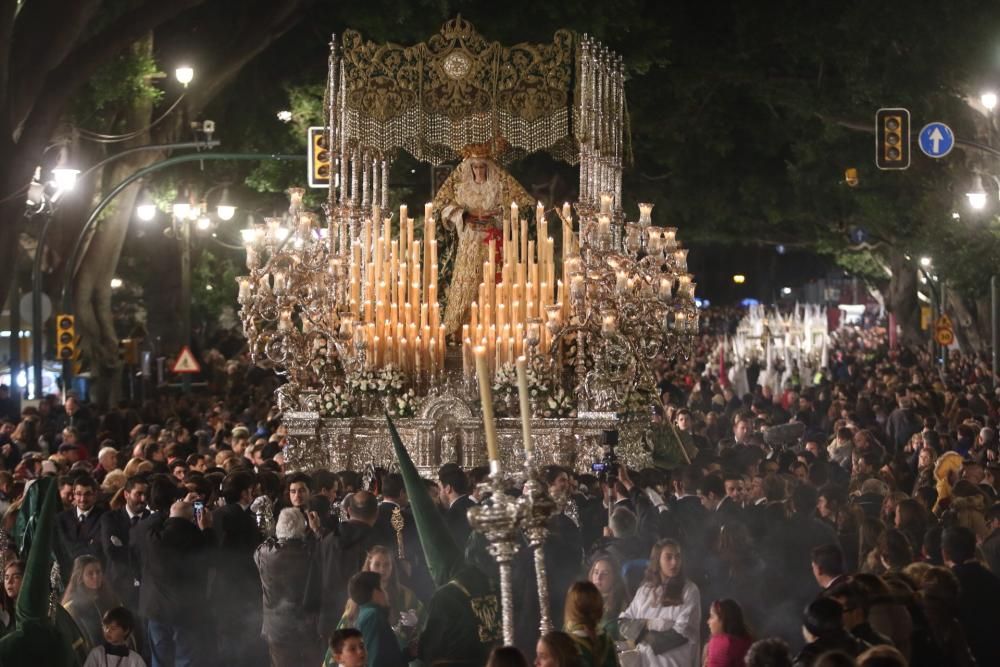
[875,108,910,170]
[308,126,331,188]
[56,314,76,362]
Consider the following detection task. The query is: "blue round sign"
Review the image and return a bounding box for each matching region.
[918,122,955,158]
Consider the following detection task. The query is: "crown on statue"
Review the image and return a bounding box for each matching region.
[461,136,510,160]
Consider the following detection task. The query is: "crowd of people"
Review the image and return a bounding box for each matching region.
[1,323,1000,667]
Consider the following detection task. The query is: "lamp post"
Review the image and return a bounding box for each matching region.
[31,141,217,399]
[58,151,303,386]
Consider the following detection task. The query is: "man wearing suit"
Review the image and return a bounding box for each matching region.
[305,490,381,638]
[57,475,105,572]
[99,474,149,608]
[212,470,266,666]
[439,464,475,548]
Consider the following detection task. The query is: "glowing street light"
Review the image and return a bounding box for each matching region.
[920,256,932,268]
[136,203,157,221]
[175,66,194,87]
[967,174,988,210]
[983,91,998,111]
[215,187,236,220]
[781,287,792,296]
[110,278,123,289]
[196,217,212,231]
[732,274,746,284]
[51,167,79,193]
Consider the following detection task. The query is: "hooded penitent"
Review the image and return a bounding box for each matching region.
[0,477,79,666]
[385,414,500,666]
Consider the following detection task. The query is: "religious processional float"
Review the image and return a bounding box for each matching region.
[708,304,830,397]
[235,18,699,476]
[235,19,701,644]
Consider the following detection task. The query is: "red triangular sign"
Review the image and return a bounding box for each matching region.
[171,346,201,374]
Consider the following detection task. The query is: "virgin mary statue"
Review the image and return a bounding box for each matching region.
[433,141,534,335]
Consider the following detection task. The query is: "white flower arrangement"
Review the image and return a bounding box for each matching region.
[388,388,418,417]
[319,385,352,418]
[492,363,517,397]
[349,368,380,394]
[541,386,576,418]
[526,365,550,398]
[378,365,406,394]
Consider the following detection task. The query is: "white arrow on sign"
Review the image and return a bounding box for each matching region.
[929,127,944,154]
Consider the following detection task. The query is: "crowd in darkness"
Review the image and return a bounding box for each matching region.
[2,323,1000,667]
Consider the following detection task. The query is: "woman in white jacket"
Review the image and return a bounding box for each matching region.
[620,539,700,667]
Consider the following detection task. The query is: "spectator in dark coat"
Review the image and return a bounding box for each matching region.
[439,464,475,548]
[981,503,1000,576]
[211,470,266,666]
[255,508,321,667]
[943,526,1000,667]
[305,490,381,638]
[98,475,149,609]
[793,597,868,667]
[133,492,215,667]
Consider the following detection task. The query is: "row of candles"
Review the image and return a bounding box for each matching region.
[346,203,446,377]
[461,200,571,377]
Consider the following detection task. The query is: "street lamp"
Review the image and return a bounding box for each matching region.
[732,274,746,284]
[175,66,194,87]
[196,216,212,231]
[51,167,79,193]
[983,91,998,111]
[172,194,191,220]
[781,286,792,296]
[215,186,236,221]
[110,278,123,289]
[920,256,932,268]
[136,189,157,221]
[967,174,988,210]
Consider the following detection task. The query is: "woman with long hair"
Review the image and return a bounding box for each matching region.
[341,546,424,643]
[0,560,24,636]
[61,555,120,650]
[588,554,627,638]
[704,599,752,667]
[564,581,619,667]
[535,630,584,667]
[620,538,701,667]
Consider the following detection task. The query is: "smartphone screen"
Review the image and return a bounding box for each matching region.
[193,501,204,520]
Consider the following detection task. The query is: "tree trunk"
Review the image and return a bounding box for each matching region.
[72,36,158,408]
[885,249,921,345]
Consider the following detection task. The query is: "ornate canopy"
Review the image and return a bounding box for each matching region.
[336,16,578,165]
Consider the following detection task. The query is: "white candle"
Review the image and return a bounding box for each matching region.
[475,346,501,467]
[600,193,613,214]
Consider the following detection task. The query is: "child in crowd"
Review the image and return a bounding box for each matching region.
[83,607,146,667]
[329,628,368,667]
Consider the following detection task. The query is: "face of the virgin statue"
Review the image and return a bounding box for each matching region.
[470,160,488,183]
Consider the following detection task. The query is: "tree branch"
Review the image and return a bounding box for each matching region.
[186,0,313,112]
[0,0,16,146]
[15,0,209,161]
[7,0,102,130]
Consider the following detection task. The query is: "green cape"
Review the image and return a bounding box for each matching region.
[0,477,80,666]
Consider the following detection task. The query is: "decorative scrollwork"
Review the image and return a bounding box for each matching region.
[339,17,576,164]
